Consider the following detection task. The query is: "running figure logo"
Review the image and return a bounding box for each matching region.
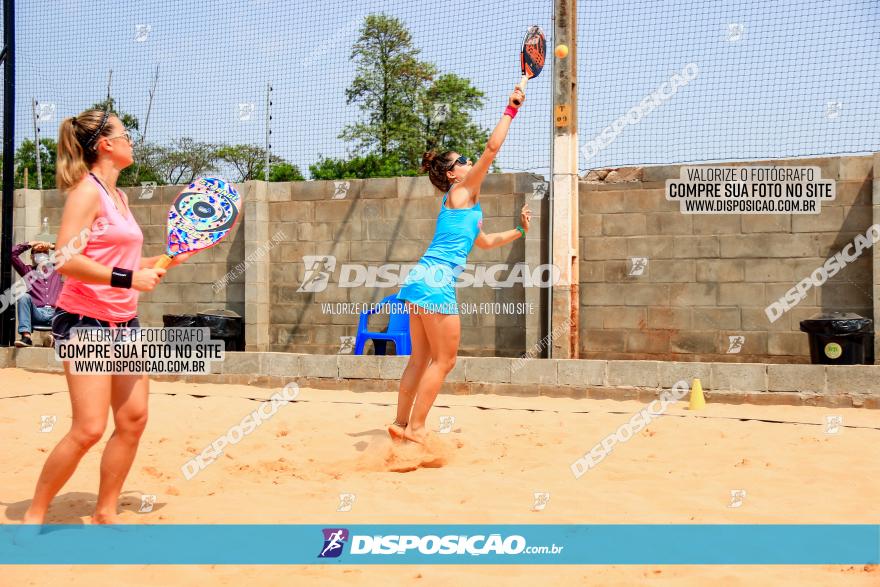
[39,415,57,433]
[532,492,550,511]
[825,415,843,435]
[238,102,255,121]
[727,335,745,354]
[337,493,356,512]
[318,528,349,558]
[35,101,56,122]
[139,494,157,513]
[298,255,337,293]
[140,181,157,200]
[333,181,351,200]
[338,336,355,354]
[531,181,548,200]
[628,257,648,276]
[726,23,744,42]
[439,415,455,434]
[134,24,152,42]
[727,489,746,508]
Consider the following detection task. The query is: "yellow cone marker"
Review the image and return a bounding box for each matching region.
[689,378,706,410]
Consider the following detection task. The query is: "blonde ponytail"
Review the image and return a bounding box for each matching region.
[55,109,111,191]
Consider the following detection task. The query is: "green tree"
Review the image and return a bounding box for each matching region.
[215,144,304,182]
[309,152,417,180]
[416,74,492,169]
[336,14,493,177]
[268,161,304,182]
[89,97,168,186]
[216,144,268,181]
[341,14,436,159]
[90,97,139,133]
[14,138,57,189]
[155,138,219,185]
[126,142,166,187]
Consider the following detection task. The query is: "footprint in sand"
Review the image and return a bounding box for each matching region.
[142,466,164,479]
[388,463,418,473]
[350,436,454,473]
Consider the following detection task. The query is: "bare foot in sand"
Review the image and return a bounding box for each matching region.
[403,424,428,444]
[91,511,120,524]
[388,422,407,442]
[22,509,44,525]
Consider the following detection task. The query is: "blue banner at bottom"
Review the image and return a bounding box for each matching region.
[1,525,878,565]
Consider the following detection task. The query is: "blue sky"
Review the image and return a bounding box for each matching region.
[12,0,880,178]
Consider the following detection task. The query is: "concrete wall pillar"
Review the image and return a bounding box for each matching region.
[14,189,42,245]
[550,0,579,358]
[873,153,880,364]
[244,181,271,351]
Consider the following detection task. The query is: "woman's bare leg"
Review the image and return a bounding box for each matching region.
[389,305,430,440]
[23,365,111,524]
[93,374,149,523]
[405,312,460,443]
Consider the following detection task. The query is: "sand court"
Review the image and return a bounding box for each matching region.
[1,368,878,584]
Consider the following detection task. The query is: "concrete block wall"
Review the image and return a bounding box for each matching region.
[266,173,548,356]
[9,174,546,357]
[580,154,877,363]
[9,154,877,364]
[8,347,879,408]
[19,183,246,328]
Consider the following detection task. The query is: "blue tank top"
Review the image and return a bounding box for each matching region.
[420,191,483,268]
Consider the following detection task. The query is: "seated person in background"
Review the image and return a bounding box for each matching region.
[12,240,62,347]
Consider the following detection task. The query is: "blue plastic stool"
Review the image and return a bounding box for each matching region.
[354,294,411,355]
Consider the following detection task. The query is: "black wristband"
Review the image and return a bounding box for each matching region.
[110,267,133,289]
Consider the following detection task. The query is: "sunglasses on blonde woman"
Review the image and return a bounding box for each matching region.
[104,130,132,145]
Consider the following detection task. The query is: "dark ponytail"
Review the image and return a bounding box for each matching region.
[420,149,455,192]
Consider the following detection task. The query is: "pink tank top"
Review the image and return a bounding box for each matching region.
[56,173,144,322]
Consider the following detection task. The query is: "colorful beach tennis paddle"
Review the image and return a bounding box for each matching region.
[153,177,242,269]
[512,25,546,107]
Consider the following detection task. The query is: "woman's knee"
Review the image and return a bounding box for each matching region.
[433,354,457,374]
[406,352,430,372]
[114,409,148,439]
[69,421,107,450]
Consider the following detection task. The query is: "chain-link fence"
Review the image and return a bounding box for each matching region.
[12,1,880,185]
[577,0,880,171]
[15,0,553,188]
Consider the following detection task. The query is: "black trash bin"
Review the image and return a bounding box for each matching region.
[162,314,200,328]
[799,312,874,365]
[196,309,245,352]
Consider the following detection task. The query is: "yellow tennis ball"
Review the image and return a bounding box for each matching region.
[555,44,569,59]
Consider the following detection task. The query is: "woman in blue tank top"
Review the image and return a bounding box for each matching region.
[391,87,532,444]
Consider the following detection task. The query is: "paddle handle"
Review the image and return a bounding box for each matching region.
[513,75,528,106]
[154,254,173,269]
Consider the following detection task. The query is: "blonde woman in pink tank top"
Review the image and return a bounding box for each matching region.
[22,110,191,525]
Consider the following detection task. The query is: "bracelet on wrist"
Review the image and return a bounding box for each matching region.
[504,105,518,119]
[110,267,133,289]
[515,225,526,238]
